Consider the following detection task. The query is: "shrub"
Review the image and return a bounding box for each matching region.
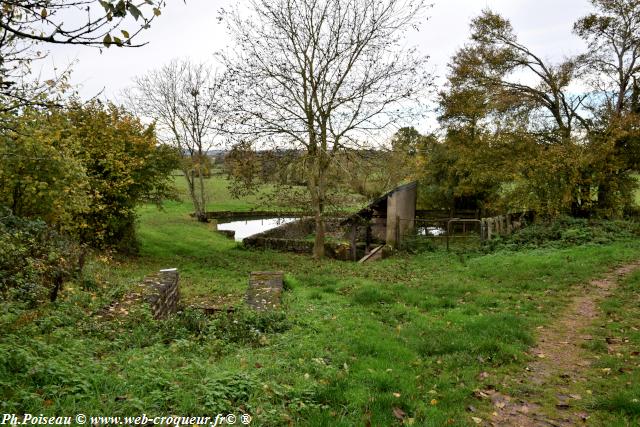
[209,309,290,346]
[492,216,640,250]
[0,209,84,305]
[0,101,179,254]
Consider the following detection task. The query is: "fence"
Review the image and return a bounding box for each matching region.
[398,212,532,251]
[480,212,532,240]
[398,218,484,251]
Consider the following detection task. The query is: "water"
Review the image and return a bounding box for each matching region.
[216,217,298,241]
[417,226,446,236]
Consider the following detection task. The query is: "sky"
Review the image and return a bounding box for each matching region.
[41,0,594,133]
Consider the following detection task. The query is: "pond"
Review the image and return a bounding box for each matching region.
[215,217,298,241]
[417,226,447,236]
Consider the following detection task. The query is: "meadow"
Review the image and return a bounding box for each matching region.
[1,174,640,426]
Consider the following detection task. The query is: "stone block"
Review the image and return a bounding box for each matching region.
[246,271,284,311]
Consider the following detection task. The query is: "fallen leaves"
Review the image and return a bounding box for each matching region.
[392,407,406,420]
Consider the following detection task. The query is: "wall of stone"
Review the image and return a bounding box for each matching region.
[143,268,180,319]
[243,217,345,242]
[243,237,352,260]
[242,217,352,260]
[204,211,309,220]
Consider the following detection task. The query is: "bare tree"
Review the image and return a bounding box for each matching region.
[219,0,431,258]
[128,59,223,222]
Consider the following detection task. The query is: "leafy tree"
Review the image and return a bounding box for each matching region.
[1,0,166,113]
[575,0,640,117]
[1,100,178,250]
[0,107,89,231]
[346,127,427,199]
[458,10,588,142]
[430,10,601,218]
[219,0,431,258]
[574,0,640,215]
[64,100,179,251]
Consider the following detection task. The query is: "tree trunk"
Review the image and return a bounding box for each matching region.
[197,157,208,222]
[185,166,208,222]
[311,152,326,259]
[313,209,325,259]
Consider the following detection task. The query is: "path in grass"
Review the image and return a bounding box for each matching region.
[487,260,640,427]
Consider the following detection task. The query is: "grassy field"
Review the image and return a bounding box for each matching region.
[577,269,640,425]
[2,176,640,426]
[169,171,366,216]
[164,172,269,215]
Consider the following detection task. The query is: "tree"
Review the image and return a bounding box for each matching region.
[1,100,179,251]
[0,106,89,231]
[429,10,602,217]
[575,0,640,117]
[219,0,431,258]
[0,0,166,112]
[128,60,224,222]
[574,0,640,215]
[65,100,179,251]
[457,10,589,143]
[0,0,164,46]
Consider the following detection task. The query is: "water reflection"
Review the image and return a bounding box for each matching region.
[417,226,446,236]
[216,217,298,241]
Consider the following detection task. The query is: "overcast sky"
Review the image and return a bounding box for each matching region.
[42,0,594,133]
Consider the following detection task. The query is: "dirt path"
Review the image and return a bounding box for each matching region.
[482,260,640,427]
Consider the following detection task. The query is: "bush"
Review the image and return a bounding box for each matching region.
[491,216,640,250]
[0,209,84,305]
[209,309,290,346]
[399,234,439,253]
[0,102,179,254]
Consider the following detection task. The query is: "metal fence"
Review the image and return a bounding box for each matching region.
[398,218,484,251]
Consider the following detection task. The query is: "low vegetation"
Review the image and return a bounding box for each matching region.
[2,0,640,425]
[2,182,640,425]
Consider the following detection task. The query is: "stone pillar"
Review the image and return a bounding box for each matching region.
[145,268,180,319]
[246,271,284,311]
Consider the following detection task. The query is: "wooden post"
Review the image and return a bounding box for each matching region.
[350,224,357,261]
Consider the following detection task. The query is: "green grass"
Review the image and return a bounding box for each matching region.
[167,172,270,215]
[569,269,640,426]
[2,179,640,425]
[169,171,366,217]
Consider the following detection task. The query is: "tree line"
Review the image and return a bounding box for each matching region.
[421,1,640,219]
[1,0,639,303]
